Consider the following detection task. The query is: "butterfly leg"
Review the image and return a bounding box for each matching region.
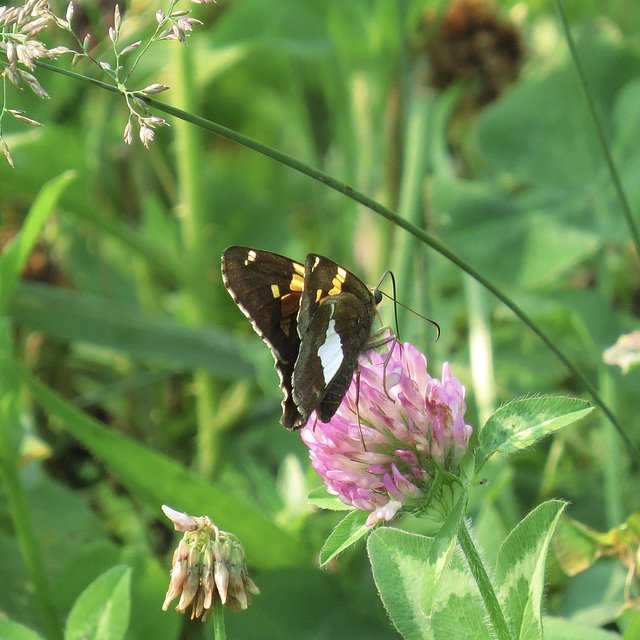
[381,337,400,400]
[354,366,368,451]
[365,324,397,400]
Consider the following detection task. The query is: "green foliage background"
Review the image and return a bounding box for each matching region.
[1,0,639,638]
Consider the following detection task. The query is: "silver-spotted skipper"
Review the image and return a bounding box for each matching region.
[221,246,387,430]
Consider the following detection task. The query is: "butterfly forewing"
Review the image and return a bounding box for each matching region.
[297,254,373,338]
[221,246,306,429]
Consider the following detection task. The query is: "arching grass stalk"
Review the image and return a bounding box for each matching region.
[34,60,640,465]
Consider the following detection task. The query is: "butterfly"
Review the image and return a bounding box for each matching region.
[221,246,389,430]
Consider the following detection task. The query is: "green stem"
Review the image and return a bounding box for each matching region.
[33,61,639,464]
[463,275,496,426]
[600,365,623,528]
[172,43,220,478]
[211,598,226,640]
[0,325,62,640]
[392,86,431,339]
[554,0,640,257]
[0,462,62,640]
[458,521,513,640]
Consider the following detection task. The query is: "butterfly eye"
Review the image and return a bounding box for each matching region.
[373,288,383,305]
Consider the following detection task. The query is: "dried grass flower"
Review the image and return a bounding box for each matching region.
[0,0,215,164]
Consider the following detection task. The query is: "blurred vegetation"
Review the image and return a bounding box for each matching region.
[1,0,640,637]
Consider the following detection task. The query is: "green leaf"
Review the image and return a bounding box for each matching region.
[65,565,131,640]
[307,485,352,510]
[11,358,308,570]
[496,500,566,640]
[476,396,593,473]
[419,492,467,614]
[0,619,44,640]
[212,0,331,57]
[543,616,621,640]
[368,528,490,640]
[319,510,370,566]
[225,566,392,640]
[478,29,640,189]
[553,515,609,577]
[369,529,433,640]
[0,171,74,317]
[447,210,600,288]
[9,283,254,380]
[128,555,181,640]
[622,609,640,639]
[555,560,626,628]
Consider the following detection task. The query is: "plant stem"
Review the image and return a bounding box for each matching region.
[172,43,221,477]
[0,461,63,640]
[0,323,62,640]
[211,598,226,640]
[600,366,623,528]
[392,86,431,339]
[458,520,513,640]
[464,275,496,426]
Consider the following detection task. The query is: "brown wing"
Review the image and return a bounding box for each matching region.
[221,246,305,429]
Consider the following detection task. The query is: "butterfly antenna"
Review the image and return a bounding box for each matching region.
[380,291,441,342]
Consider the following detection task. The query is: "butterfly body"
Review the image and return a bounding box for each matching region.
[221,246,381,430]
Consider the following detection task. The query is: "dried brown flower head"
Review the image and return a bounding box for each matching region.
[425,0,524,107]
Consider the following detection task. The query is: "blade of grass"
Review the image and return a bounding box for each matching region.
[75,205,183,289]
[392,86,431,334]
[0,170,75,316]
[0,321,63,640]
[9,282,254,379]
[0,171,74,640]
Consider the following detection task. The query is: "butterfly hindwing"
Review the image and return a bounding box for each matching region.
[293,293,375,423]
[221,246,306,429]
[293,254,377,424]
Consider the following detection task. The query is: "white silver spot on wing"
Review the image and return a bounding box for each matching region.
[317,318,343,385]
[244,250,257,265]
